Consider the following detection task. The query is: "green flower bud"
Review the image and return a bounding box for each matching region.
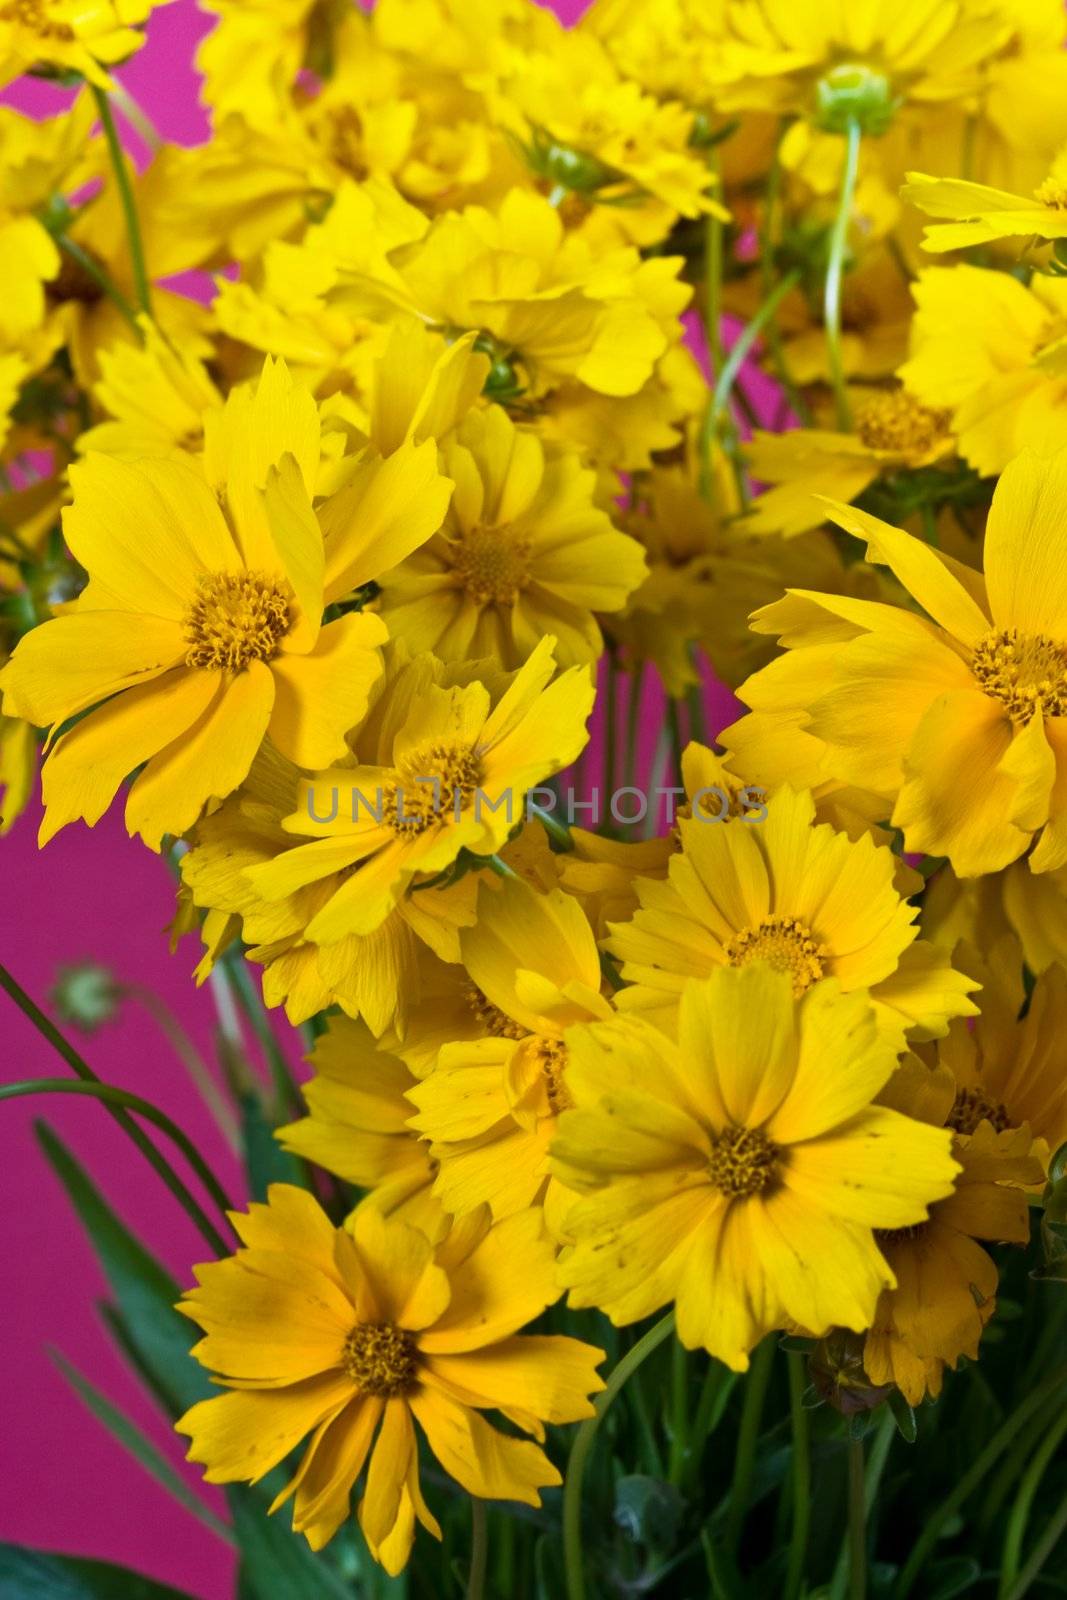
[539,140,615,194]
[50,963,120,1032]
[814,64,898,137]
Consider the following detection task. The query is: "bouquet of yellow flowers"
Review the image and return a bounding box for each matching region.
[3,0,1067,1595]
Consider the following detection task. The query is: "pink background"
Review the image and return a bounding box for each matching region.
[1,4,740,1596]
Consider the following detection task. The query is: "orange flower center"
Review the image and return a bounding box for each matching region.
[0,0,73,39]
[384,741,484,834]
[1034,174,1067,209]
[853,389,950,456]
[946,1086,1012,1135]
[465,982,528,1040]
[536,1036,572,1114]
[184,571,291,671]
[342,1322,418,1396]
[723,915,826,997]
[453,528,531,605]
[971,628,1067,724]
[708,1125,780,1197]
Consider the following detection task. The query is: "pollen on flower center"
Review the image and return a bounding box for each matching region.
[341,1321,418,1396]
[465,981,528,1040]
[0,0,73,37]
[723,915,826,997]
[383,742,485,834]
[453,528,531,605]
[853,389,950,456]
[1034,174,1067,209]
[536,1037,571,1114]
[708,1125,780,1197]
[971,628,1067,723]
[946,1086,1012,1135]
[184,571,292,671]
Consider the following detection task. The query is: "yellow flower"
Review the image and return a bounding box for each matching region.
[277,1016,447,1239]
[244,636,595,941]
[743,388,954,539]
[729,449,1067,877]
[863,1055,1041,1403]
[904,147,1067,253]
[607,786,977,1042]
[0,358,451,848]
[407,875,612,1233]
[77,323,223,459]
[0,0,158,90]
[0,709,36,834]
[176,1188,604,1569]
[379,405,647,669]
[923,859,1067,978]
[552,965,961,1370]
[899,264,1067,475]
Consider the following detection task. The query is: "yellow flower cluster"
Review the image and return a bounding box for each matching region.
[4,0,1067,1580]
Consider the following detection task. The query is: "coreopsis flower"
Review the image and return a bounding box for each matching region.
[903,148,1067,253]
[923,860,1067,978]
[378,406,647,669]
[277,1016,447,1239]
[407,875,612,1233]
[728,449,1067,877]
[196,0,350,133]
[245,636,595,942]
[863,1055,1042,1403]
[0,358,451,848]
[743,388,954,539]
[0,709,35,833]
[763,247,914,389]
[899,265,1067,476]
[176,1188,605,1569]
[607,786,977,1042]
[0,0,158,90]
[76,324,223,459]
[551,966,961,1370]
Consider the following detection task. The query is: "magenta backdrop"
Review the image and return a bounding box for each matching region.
[1,4,742,1596]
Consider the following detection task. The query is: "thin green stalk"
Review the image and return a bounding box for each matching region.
[54,233,140,332]
[1004,1488,1067,1600]
[92,84,152,314]
[488,854,520,880]
[222,949,302,1117]
[623,663,644,801]
[784,1353,811,1600]
[824,118,861,431]
[704,147,725,378]
[999,1408,1067,1596]
[668,1337,689,1486]
[759,127,810,425]
[467,1497,488,1600]
[727,1334,776,1554]
[121,983,240,1152]
[0,962,233,1254]
[109,83,162,154]
[603,652,618,805]
[895,1364,1067,1598]
[847,1436,867,1600]
[830,1412,895,1600]
[528,800,574,851]
[0,1078,232,1255]
[686,1362,738,1491]
[667,696,686,771]
[563,1311,677,1600]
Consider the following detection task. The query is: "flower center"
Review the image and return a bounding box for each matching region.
[341,1321,418,1396]
[1035,174,1067,209]
[50,247,106,305]
[184,571,292,671]
[536,1037,571,1114]
[465,982,528,1040]
[946,1086,1012,1135]
[723,915,826,997]
[325,105,369,178]
[708,1125,780,1197]
[453,528,531,605]
[0,0,73,38]
[853,389,950,456]
[971,628,1067,724]
[383,742,485,834]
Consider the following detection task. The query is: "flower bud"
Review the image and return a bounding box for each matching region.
[814,64,897,137]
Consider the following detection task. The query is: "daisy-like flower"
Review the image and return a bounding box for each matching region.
[76,324,223,460]
[607,786,977,1042]
[378,406,647,670]
[899,264,1067,476]
[863,1055,1042,1403]
[245,636,595,942]
[176,1188,605,1569]
[0,0,159,90]
[727,448,1067,877]
[277,1015,447,1240]
[407,875,612,1234]
[904,147,1067,253]
[551,965,961,1370]
[0,358,451,848]
[743,387,953,539]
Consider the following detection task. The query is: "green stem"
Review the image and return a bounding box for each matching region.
[121,983,241,1152]
[668,1337,689,1486]
[563,1311,677,1600]
[222,950,302,1117]
[895,1364,1067,1598]
[91,84,152,315]
[488,854,519,880]
[759,122,810,425]
[528,800,574,851]
[0,1076,232,1255]
[1003,1487,1067,1600]
[467,1498,488,1600]
[727,1334,776,1554]
[784,1353,811,1600]
[686,1362,738,1492]
[603,652,618,808]
[847,1435,867,1600]
[824,117,861,431]
[54,233,140,332]
[1000,1409,1067,1596]
[830,1412,895,1600]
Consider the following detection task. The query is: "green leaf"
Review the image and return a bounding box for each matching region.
[888,1389,918,1444]
[0,1543,197,1599]
[34,1121,211,1416]
[239,1091,305,1202]
[229,1491,353,1600]
[50,1350,234,1547]
[925,1555,982,1598]
[613,1475,685,1547]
